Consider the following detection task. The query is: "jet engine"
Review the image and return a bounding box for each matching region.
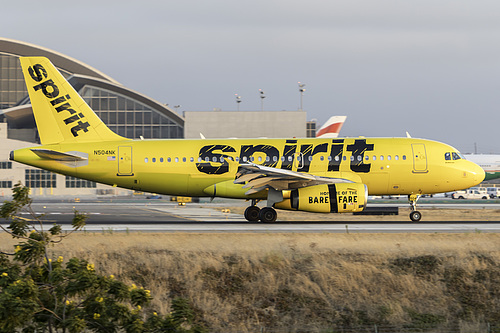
[274,183,367,213]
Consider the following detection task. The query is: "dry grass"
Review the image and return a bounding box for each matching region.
[1,232,499,332]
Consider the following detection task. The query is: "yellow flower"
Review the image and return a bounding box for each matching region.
[15,246,21,253]
[145,290,151,297]
[66,300,71,305]
[57,256,63,263]
[130,284,137,290]
[137,305,141,310]
[109,275,115,279]
[93,313,101,319]
[153,312,158,316]
[1,272,8,277]
[86,263,95,271]
[96,297,104,303]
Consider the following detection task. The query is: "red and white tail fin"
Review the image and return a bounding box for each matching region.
[316,116,346,138]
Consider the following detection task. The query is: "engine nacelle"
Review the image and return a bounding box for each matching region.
[274,183,367,213]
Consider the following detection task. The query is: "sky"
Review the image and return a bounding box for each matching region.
[3,0,500,153]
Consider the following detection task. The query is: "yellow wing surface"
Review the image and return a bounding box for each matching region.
[10,57,485,222]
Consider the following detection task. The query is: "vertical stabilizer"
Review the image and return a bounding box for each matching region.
[316,116,346,138]
[20,57,126,144]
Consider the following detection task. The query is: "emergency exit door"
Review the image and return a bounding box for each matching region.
[117,146,133,176]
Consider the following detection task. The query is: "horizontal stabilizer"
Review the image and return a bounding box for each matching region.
[31,149,88,161]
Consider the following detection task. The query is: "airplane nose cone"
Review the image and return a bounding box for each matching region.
[469,161,485,185]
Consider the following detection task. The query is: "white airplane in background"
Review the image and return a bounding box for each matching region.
[463,154,500,181]
[315,116,346,138]
[317,116,500,182]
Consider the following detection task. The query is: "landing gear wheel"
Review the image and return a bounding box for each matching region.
[244,206,260,222]
[410,210,422,222]
[259,207,277,223]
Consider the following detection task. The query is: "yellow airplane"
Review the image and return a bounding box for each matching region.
[10,57,485,222]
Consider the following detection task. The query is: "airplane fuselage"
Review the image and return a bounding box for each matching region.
[12,137,484,199]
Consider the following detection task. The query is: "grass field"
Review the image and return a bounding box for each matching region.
[1,230,499,332]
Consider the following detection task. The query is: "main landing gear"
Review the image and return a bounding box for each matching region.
[408,194,422,222]
[244,199,278,223]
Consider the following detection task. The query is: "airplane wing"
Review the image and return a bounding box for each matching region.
[31,149,88,161]
[234,163,353,195]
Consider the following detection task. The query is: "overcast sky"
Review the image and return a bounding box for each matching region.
[3,0,500,153]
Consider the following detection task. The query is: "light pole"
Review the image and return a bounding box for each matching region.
[298,82,306,111]
[259,89,266,111]
[235,94,242,111]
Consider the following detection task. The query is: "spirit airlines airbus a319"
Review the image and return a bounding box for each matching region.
[10,57,485,222]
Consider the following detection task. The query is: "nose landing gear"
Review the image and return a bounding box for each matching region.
[408,194,422,222]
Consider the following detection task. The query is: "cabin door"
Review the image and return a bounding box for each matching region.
[411,143,428,173]
[117,146,134,176]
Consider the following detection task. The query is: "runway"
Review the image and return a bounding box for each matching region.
[1,200,500,233]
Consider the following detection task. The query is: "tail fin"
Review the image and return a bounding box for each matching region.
[20,57,126,144]
[316,116,346,138]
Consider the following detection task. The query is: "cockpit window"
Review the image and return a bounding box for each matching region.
[445,152,463,161]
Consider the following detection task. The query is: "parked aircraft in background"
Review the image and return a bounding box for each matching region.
[463,154,500,181]
[10,57,485,222]
[316,116,346,138]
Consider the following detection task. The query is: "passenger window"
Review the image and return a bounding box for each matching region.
[365,155,369,161]
[235,157,240,162]
[380,155,384,161]
[373,155,376,161]
[145,158,149,163]
[160,157,164,163]
[190,157,194,162]
[273,156,278,162]
[445,152,451,160]
[265,156,269,162]
[243,156,248,162]
[288,156,293,162]
[402,155,406,160]
[387,155,391,161]
[250,156,255,162]
[320,156,324,161]
[281,156,285,162]
[152,158,156,163]
[395,155,399,161]
[335,156,340,162]
[175,157,179,163]
[183,157,186,162]
[168,157,172,163]
[220,156,224,162]
[309,156,313,162]
[343,156,347,161]
[357,155,362,162]
[205,157,209,162]
[328,156,332,161]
